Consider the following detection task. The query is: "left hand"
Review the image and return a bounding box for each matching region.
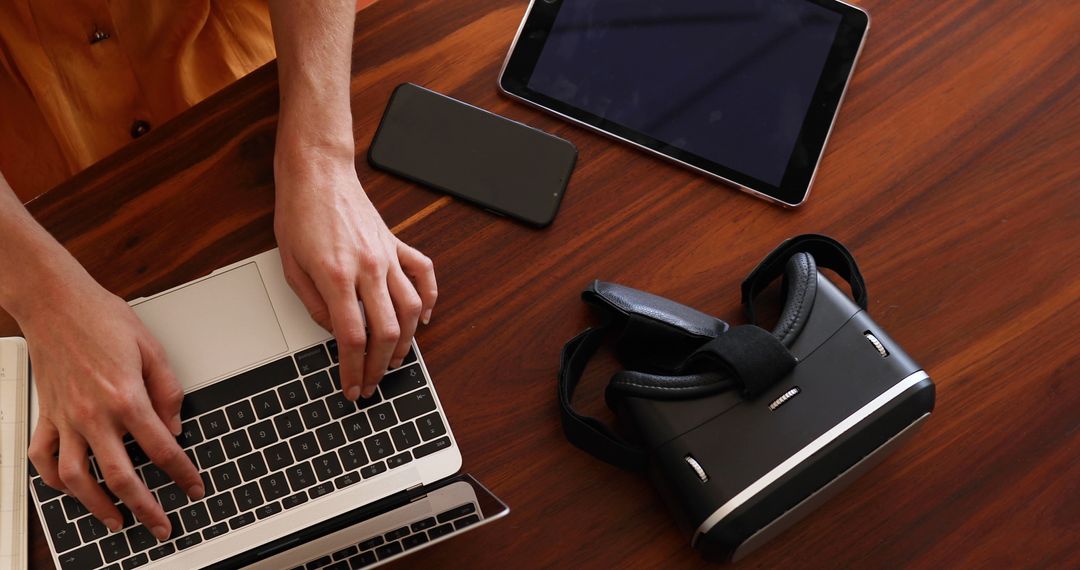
[273,151,437,401]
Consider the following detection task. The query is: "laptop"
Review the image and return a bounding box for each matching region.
[27,249,509,569]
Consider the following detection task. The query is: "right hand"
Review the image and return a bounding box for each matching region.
[24,281,202,541]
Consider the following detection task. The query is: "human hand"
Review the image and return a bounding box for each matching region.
[274,153,437,400]
[24,281,203,541]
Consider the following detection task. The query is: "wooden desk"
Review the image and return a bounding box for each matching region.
[18,0,1079,567]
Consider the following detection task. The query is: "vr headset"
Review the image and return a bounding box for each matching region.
[558,235,935,562]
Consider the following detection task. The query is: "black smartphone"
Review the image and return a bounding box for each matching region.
[369,83,577,227]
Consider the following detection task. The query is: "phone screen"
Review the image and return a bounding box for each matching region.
[369,84,577,227]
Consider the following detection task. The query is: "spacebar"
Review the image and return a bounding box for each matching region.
[181,356,298,418]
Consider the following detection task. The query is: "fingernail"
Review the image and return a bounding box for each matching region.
[347,386,361,401]
[362,386,376,399]
[170,415,182,436]
[152,525,169,541]
[422,310,432,325]
[104,518,120,532]
[189,484,205,500]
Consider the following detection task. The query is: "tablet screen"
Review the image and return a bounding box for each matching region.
[525,0,843,187]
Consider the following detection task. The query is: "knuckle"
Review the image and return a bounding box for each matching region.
[147,444,181,467]
[320,262,352,286]
[105,470,139,495]
[358,254,384,275]
[419,255,434,272]
[339,329,367,349]
[375,323,400,344]
[58,461,85,485]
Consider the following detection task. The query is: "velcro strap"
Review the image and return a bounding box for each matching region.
[687,325,797,398]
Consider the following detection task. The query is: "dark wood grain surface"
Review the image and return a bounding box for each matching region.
[14,0,1079,567]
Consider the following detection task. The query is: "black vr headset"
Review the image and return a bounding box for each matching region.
[558,235,935,562]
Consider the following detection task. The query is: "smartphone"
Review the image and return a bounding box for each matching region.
[369,83,577,227]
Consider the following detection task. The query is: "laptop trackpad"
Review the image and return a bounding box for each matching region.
[132,263,288,391]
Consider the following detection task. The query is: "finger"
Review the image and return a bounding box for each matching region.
[139,336,184,436]
[57,429,122,532]
[124,399,204,502]
[358,271,399,397]
[387,266,421,369]
[283,254,332,331]
[91,432,172,541]
[313,272,367,401]
[28,418,64,493]
[398,242,437,324]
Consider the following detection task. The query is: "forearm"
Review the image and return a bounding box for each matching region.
[268,0,358,173]
[0,173,90,322]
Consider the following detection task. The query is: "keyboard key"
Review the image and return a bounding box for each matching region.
[309,482,334,499]
[62,495,89,519]
[359,462,386,479]
[255,501,282,520]
[148,543,175,561]
[286,462,317,490]
[300,400,332,430]
[415,412,446,441]
[211,462,242,491]
[328,365,341,389]
[77,514,109,542]
[125,441,150,467]
[167,512,183,540]
[375,541,403,560]
[357,391,382,410]
[252,390,283,419]
[325,392,356,419]
[157,483,189,512]
[208,493,238,521]
[332,545,358,560]
[199,410,230,439]
[229,512,256,530]
[342,412,372,441]
[334,471,361,489]
[226,400,257,429]
[327,340,339,364]
[306,555,333,569]
[200,472,215,498]
[234,481,265,511]
[358,536,383,550]
[454,514,480,529]
[56,543,104,569]
[101,533,131,562]
[393,388,436,421]
[402,533,428,550]
[260,471,290,501]
[123,553,149,568]
[247,419,279,448]
[363,432,394,461]
[117,504,136,528]
[181,356,298,418]
[180,502,211,532]
[379,364,425,398]
[316,423,347,451]
[312,452,344,481]
[327,560,351,570]
[222,430,253,459]
[176,533,203,550]
[274,410,304,438]
[278,380,309,409]
[195,439,227,468]
[178,420,203,448]
[304,370,335,399]
[411,517,436,533]
[264,442,295,472]
[202,521,228,540]
[402,346,418,365]
[413,436,452,459]
[437,503,476,524]
[295,345,331,375]
[386,452,412,469]
[291,432,320,461]
[126,525,157,552]
[141,464,170,490]
[32,477,63,502]
[385,527,409,541]
[427,523,453,539]
[368,403,397,432]
[338,442,368,471]
[42,501,80,553]
[237,451,269,482]
[389,423,420,450]
[349,551,378,568]
[282,492,308,509]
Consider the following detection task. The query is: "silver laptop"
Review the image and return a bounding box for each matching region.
[28,249,508,569]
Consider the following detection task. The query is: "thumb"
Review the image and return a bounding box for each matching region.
[140,335,184,436]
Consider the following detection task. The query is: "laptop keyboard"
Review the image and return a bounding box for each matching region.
[294,501,480,570]
[30,340,454,570]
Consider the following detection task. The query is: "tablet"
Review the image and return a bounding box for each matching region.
[499,0,869,206]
